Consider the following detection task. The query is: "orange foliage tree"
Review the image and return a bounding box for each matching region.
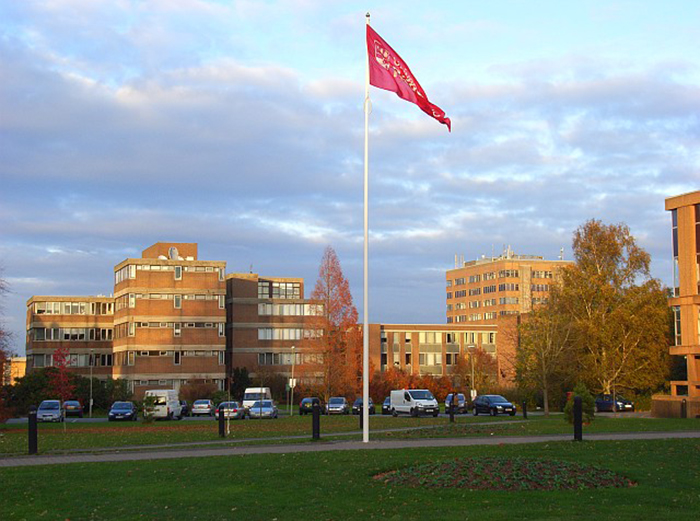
[48,345,75,402]
[303,247,361,401]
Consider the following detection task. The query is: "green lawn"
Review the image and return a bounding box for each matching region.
[2,415,699,455]
[1,438,699,520]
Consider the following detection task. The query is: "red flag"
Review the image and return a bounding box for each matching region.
[366,25,451,131]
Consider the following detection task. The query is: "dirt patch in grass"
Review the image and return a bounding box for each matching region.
[374,457,636,491]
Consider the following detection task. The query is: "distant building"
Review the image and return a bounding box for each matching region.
[368,323,501,381]
[653,191,700,417]
[445,248,573,325]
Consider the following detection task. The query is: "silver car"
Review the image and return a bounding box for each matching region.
[326,397,350,415]
[37,400,64,422]
[216,401,246,420]
[191,399,215,416]
[248,400,278,419]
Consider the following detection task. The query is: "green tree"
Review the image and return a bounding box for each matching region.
[564,382,596,424]
[516,290,574,416]
[560,220,670,395]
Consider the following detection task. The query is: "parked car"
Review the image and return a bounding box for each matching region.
[472,395,517,416]
[64,400,84,418]
[37,400,64,422]
[108,401,138,421]
[180,400,190,417]
[215,401,246,419]
[143,389,183,420]
[299,397,323,415]
[595,394,635,413]
[242,387,272,411]
[192,399,216,417]
[326,397,350,415]
[382,396,391,415]
[444,393,467,414]
[352,397,375,415]
[248,400,278,419]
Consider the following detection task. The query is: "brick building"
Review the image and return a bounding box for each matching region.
[653,191,700,417]
[446,249,573,325]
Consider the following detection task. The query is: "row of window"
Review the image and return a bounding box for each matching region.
[257,328,322,341]
[451,313,499,322]
[32,353,113,368]
[257,281,301,300]
[381,352,468,368]
[380,331,493,345]
[116,293,225,311]
[114,321,225,339]
[32,327,113,342]
[446,269,553,289]
[258,303,323,316]
[116,264,224,285]
[33,301,114,316]
[257,352,307,366]
[448,284,550,298]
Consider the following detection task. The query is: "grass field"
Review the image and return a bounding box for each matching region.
[2,415,699,455]
[1,438,699,520]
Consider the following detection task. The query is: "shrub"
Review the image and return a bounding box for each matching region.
[563,382,595,424]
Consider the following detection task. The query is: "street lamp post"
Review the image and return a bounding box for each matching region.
[89,349,94,418]
[290,345,296,417]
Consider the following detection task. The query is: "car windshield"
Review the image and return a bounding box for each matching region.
[409,390,434,400]
[40,402,59,410]
[329,398,344,405]
[194,400,210,405]
[244,393,266,401]
[252,401,272,408]
[65,401,79,406]
[152,397,167,405]
[112,402,132,410]
[220,402,234,408]
[488,395,510,404]
[384,397,390,404]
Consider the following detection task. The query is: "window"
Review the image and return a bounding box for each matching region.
[174,352,181,365]
[174,323,181,337]
[405,352,412,365]
[468,288,481,296]
[218,351,225,365]
[483,285,497,294]
[174,266,182,280]
[34,328,45,341]
[127,351,135,366]
[454,277,466,286]
[174,295,182,309]
[446,292,453,299]
[219,295,225,309]
[468,274,481,283]
[128,294,136,308]
[454,290,467,298]
[218,323,225,337]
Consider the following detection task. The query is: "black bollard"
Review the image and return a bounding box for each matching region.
[681,398,687,419]
[522,401,528,419]
[218,407,226,438]
[359,408,363,430]
[573,396,583,441]
[312,402,321,440]
[449,394,455,423]
[28,405,38,455]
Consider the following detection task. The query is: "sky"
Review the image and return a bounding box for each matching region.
[1,0,699,356]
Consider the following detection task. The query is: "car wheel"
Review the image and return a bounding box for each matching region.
[509,411,516,416]
[392,408,398,417]
[490,408,497,416]
[410,408,417,418]
[433,412,439,417]
[473,407,478,416]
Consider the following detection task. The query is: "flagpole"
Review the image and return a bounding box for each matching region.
[362,12,371,444]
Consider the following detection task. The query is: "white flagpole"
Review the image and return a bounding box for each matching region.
[362,12,371,444]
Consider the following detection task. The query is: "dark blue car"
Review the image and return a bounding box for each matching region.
[595,394,634,413]
[108,401,138,421]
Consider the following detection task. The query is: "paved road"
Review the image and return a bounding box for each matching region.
[2,430,699,468]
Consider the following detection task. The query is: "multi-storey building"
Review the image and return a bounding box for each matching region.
[446,249,573,325]
[653,191,700,417]
[111,243,227,397]
[226,273,321,380]
[25,296,115,380]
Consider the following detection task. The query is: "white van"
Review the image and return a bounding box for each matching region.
[390,389,439,417]
[242,387,272,410]
[144,389,183,420]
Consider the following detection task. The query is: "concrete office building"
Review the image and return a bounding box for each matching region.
[653,191,700,417]
[446,249,573,325]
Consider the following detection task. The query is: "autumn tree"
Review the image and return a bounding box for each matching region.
[452,347,498,393]
[516,289,575,415]
[48,345,75,402]
[557,220,669,395]
[307,246,360,401]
